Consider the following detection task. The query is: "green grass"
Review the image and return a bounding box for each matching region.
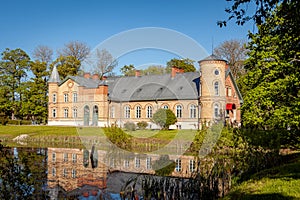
[223,153,300,200]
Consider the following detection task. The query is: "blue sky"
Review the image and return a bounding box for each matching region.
[0,0,254,74]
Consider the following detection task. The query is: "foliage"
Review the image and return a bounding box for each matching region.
[214,39,248,80]
[32,45,53,64]
[103,125,132,150]
[58,41,90,61]
[137,121,148,130]
[50,55,81,80]
[0,144,49,199]
[166,58,196,73]
[141,65,166,75]
[120,64,135,76]
[124,121,136,131]
[239,1,300,130]
[218,0,291,26]
[151,108,177,130]
[0,48,31,119]
[152,155,175,176]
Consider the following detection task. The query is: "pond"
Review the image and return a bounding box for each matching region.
[0,144,230,200]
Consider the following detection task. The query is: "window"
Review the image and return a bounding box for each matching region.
[52,167,56,176]
[175,159,181,172]
[176,105,182,118]
[124,106,130,118]
[147,106,152,118]
[72,154,77,163]
[228,87,232,97]
[110,159,115,168]
[214,104,219,118]
[52,109,56,118]
[146,157,152,169]
[163,105,169,109]
[214,82,219,96]
[64,108,69,118]
[71,169,76,178]
[124,160,130,168]
[63,168,67,177]
[52,153,56,162]
[52,94,57,103]
[190,104,197,118]
[135,157,140,168]
[63,153,68,162]
[64,93,69,102]
[73,108,77,118]
[110,106,115,118]
[136,106,141,118]
[189,160,196,172]
[73,93,77,102]
[214,69,220,76]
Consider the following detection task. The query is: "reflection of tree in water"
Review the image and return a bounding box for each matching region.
[0,143,49,199]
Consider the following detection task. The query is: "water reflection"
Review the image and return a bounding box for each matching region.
[1,146,200,199]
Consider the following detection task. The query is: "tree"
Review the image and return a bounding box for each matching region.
[120,64,135,76]
[0,48,31,119]
[58,41,90,61]
[214,39,247,79]
[94,49,117,79]
[239,1,300,130]
[33,45,53,64]
[152,108,177,130]
[218,0,291,26]
[142,65,166,75]
[50,55,81,80]
[166,58,196,73]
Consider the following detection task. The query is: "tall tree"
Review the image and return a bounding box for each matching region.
[239,1,300,130]
[94,49,117,79]
[214,39,247,79]
[166,58,196,73]
[58,41,90,61]
[50,55,81,80]
[33,45,53,64]
[0,48,31,119]
[142,65,166,75]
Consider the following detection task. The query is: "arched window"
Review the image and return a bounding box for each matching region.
[190,104,197,118]
[176,105,182,118]
[124,106,130,118]
[214,82,219,96]
[52,109,56,118]
[73,108,77,118]
[52,94,57,103]
[214,104,219,118]
[136,106,141,118]
[163,105,169,109]
[64,108,68,118]
[228,87,232,97]
[147,106,152,118]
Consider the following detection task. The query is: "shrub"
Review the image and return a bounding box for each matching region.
[152,108,177,130]
[137,121,148,130]
[124,121,136,131]
[103,125,132,150]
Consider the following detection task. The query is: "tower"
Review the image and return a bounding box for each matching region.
[198,55,227,124]
[48,66,61,122]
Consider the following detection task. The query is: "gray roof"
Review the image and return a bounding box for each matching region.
[48,66,61,83]
[107,72,200,102]
[59,75,106,88]
[199,54,227,63]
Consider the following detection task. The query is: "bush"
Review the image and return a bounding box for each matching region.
[137,121,148,130]
[103,125,132,150]
[124,121,136,131]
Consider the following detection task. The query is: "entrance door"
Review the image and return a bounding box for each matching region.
[92,105,99,126]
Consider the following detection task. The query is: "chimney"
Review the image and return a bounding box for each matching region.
[135,70,141,77]
[171,66,184,78]
[84,72,91,79]
[225,64,230,70]
[92,74,99,80]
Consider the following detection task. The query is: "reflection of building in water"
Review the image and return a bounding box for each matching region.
[47,147,200,197]
[47,148,107,198]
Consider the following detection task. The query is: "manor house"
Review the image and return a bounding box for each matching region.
[48,55,243,129]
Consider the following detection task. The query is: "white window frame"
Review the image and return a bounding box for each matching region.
[175,158,181,172]
[52,167,56,176]
[190,104,197,118]
[52,93,57,103]
[147,106,152,118]
[124,160,130,168]
[63,168,67,177]
[189,160,195,172]
[52,153,56,162]
[124,106,130,118]
[146,157,152,169]
[214,103,219,118]
[71,169,76,178]
[72,153,77,163]
[110,106,115,118]
[64,93,69,102]
[73,93,77,102]
[63,153,68,162]
[136,106,141,118]
[73,108,77,118]
[64,108,68,118]
[176,105,182,118]
[135,157,140,168]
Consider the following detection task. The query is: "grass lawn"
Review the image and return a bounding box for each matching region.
[223,152,300,200]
